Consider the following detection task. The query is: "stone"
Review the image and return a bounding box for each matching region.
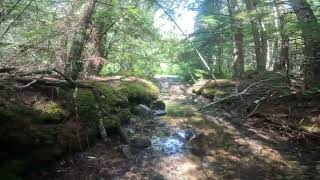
[132,104,153,118]
[121,145,135,159]
[151,100,166,110]
[153,110,167,116]
[175,130,195,141]
[130,137,151,149]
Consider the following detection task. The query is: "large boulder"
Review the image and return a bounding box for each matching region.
[118,79,159,106]
[131,104,153,119]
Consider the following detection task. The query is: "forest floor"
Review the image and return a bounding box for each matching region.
[47,76,320,180]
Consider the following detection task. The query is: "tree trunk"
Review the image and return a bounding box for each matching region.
[274,0,288,71]
[244,0,266,72]
[58,0,77,71]
[227,0,245,78]
[216,30,224,76]
[279,34,289,70]
[269,38,278,69]
[289,0,320,89]
[65,0,97,80]
[88,24,104,76]
[260,20,268,70]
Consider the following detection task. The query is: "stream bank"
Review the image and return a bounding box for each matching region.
[49,75,320,180]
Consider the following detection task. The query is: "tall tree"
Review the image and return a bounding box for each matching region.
[244,0,267,71]
[289,0,320,89]
[88,23,105,76]
[58,0,78,71]
[65,0,97,80]
[273,0,289,71]
[227,0,245,78]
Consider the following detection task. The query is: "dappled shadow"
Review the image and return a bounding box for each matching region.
[183,113,320,179]
[48,80,320,179]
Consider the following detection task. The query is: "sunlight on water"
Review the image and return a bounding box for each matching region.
[151,130,195,154]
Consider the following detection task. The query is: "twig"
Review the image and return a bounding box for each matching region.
[246,103,261,118]
[53,68,76,85]
[199,77,282,111]
[15,73,45,89]
[1,0,34,38]
[263,122,320,138]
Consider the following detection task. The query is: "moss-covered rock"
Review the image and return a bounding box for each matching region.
[118,80,159,105]
[103,115,121,129]
[117,108,131,125]
[33,101,65,124]
[0,77,160,179]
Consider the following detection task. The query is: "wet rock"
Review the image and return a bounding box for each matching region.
[119,127,130,144]
[132,104,153,119]
[130,138,151,149]
[175,130,195,141]
[151,136,184,154]
[153,110,167,116]
[121,145,135,159]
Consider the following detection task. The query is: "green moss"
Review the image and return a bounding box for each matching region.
[33,101,65,123]
[103,115,120,129]
[202,88,225,98]
[118,80,159,105]
[73,84,129,129]
[189,116,206,126]
[117,108,131,125]
[166,100,195,117]
[0,99,45,123]
[95,83,129,108]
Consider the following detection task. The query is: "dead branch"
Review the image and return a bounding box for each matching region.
[199,77,282,111]
[16,74,45,89]
[53,68,76,85]
[246,103,261,118]
[17,69,52,77]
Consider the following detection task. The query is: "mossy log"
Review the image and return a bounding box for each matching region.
[0,76,159,178]
[192,79,236,99]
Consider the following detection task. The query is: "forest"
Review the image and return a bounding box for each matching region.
[0,0,320,179]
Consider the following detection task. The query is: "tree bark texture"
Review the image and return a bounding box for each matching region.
[289,0,320,89]
[66,0,97,80]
